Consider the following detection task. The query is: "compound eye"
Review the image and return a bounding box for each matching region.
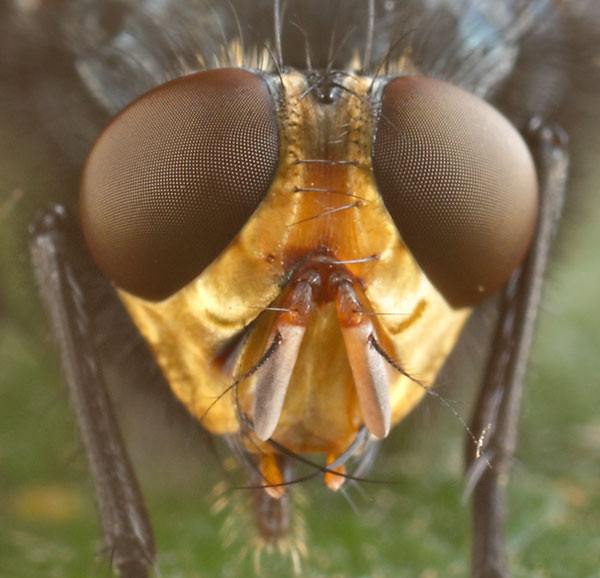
[372,76,538,307]
[80,68,279,301]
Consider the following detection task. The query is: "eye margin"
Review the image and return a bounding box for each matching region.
[80,67,281,302]
[371,74,539,308]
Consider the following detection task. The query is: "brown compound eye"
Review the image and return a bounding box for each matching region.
[372,76,538,307]
[80,68,279,301]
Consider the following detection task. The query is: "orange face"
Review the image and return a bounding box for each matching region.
[116,72,471,491]
[81,64,537,495]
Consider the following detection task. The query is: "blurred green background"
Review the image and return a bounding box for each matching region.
[1,159,599,578]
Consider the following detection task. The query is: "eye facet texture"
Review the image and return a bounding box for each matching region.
[81,68,279,301]
[372,76,538,307]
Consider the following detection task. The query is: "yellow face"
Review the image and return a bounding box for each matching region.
[118,71,471,487]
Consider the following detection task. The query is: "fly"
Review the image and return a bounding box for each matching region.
[2,1,599,577]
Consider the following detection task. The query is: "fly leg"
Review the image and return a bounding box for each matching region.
[465,120,569,578]
[29,204,156,578]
